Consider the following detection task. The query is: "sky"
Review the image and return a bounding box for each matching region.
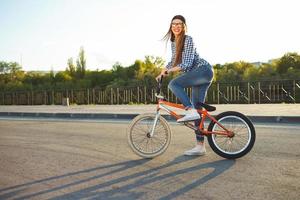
[0,0,299,71]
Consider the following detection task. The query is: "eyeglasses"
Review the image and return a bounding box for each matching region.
[171,22,183,27]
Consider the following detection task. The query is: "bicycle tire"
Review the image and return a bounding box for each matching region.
[207,111,255,159]
[127,113,171,158]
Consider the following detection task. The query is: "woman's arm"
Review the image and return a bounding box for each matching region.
[167,66,181,73]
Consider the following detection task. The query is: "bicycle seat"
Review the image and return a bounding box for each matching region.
[196,102,216,112]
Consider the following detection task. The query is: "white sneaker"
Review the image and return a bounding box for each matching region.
[177,109,200,122]
[184,144,206,156]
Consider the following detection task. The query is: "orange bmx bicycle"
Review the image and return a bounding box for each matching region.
[127,77,256,159]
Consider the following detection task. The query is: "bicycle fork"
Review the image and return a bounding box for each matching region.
[150,111,160,138]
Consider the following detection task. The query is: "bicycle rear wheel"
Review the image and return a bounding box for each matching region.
[127,114,171,158]
[207,111,255,159]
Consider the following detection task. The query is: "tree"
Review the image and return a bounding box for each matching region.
[76,46,86,79]
[136,56,165,80]
[0,61,24,84]
[112,62,127,82]
[23,72,50,89]
[84,70,113,88]
[2,52,300,92]
[214,61,258,82]
[276,52,300,74]
[258,63,279,80]
[66,57,76,79]
[55,71,72,82]
[243,66,260,81]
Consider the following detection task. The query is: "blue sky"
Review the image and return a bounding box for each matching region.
[0,0,299,71]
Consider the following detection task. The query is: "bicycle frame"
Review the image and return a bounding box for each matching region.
[154,98,232,136]
[151,76,233,138]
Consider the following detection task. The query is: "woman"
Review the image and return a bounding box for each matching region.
[156,15,214,156]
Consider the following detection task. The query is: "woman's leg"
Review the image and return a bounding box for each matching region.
[168,73,195,109]
[192,83,212,142]
[168,65,213,108]
[181,66,214,155]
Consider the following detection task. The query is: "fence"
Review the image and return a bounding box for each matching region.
[1,80,300,105]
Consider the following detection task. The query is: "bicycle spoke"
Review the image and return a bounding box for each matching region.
[128,114,172,158]
[135,137,147,150]
[151,136,166,147]
[216,137,229,148]
[133,125,149,133]
[211,114,254,155]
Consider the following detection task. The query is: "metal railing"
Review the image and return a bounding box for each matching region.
[1,80,299,105]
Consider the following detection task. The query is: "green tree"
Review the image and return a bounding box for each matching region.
[136,56,164,80]
[0,61,24,90]
[84,70,114,88]
[214,61,257,82]
[76,46,86,79]
[55,71,72,82]
[23,72,51,89]
[276,52,300,74]
[66,57,76,79]
[243,66,260,81]
[112,62,127,82]
[258,63,279,80]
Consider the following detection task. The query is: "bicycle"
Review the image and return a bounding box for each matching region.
[127,76,256,159]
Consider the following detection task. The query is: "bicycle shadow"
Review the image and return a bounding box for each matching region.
[0,158,151,200]
[0,156,235,200]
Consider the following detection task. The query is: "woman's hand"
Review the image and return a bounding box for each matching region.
[156,69,168,82]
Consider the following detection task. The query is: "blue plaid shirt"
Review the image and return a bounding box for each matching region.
[166,35,209,72]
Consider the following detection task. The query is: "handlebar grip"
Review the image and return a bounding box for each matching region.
[156,75,163,94]
[159,75,164,83]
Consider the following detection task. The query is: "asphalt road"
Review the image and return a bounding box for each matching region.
[0,119,299,200]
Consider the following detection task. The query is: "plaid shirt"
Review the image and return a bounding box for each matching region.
[166,35,209,72]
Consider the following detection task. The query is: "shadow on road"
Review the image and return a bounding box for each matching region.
[0,156,235,200]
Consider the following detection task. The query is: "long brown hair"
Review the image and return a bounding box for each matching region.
[163,15,187,67]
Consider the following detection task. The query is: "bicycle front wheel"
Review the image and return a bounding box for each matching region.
[127,114,171,158]
[207,111,256,159]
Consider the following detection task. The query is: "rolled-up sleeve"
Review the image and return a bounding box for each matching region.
[178,36,195,71]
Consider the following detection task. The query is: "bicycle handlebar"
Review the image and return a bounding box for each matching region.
[156,75,163,95]
[156,71,168,95]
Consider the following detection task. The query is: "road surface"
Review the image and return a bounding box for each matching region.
[0,119,299,200]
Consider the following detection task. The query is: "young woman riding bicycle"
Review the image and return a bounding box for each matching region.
[156,15,214,156]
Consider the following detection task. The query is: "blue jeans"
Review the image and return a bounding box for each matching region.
[168,64,214,142]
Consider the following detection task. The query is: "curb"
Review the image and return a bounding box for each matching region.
[0,112,300,124]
